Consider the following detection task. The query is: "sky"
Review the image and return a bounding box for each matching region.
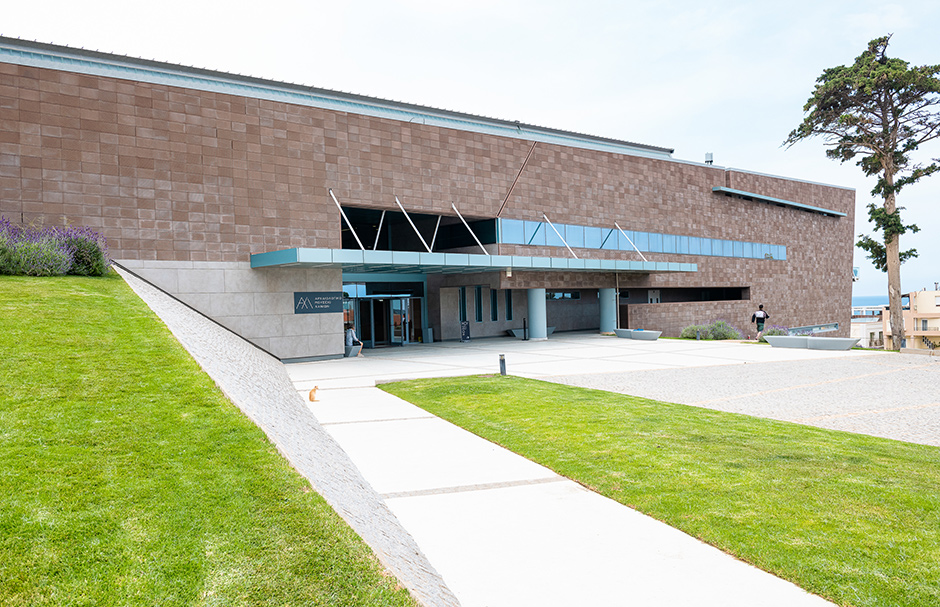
[4,0,939,296]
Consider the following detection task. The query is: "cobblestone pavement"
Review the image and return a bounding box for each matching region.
[116,267,460,607]
[549,352,940,447]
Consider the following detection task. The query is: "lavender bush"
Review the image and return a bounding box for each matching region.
[707,319,742,340]
[0,217,110,277]
[0,218,20,274]
[56,225,111,276]
[680,324,711,339]
[680,319,743,340]
[759,324,790,343]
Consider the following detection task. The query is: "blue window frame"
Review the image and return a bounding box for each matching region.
[649,233,663,253]
[497,218,785,262]
[584,227,603,249]
[545,223,565,247]
[524,221,544,246]
[566,224,584,248]
[663,234,676,254]
[490,289,498,321]
[615,229,632,251]
[500,219,525,244]
[474,286,483,322]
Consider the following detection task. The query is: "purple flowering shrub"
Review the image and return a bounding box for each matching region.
[680,324,710,339]
[680,319,743,340]
[758,324,789,343]
[707,319,743,340]
[0,218,19,273]
[56,225,111,276]
[0,217,111,277]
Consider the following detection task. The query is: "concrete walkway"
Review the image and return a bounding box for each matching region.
[286,334,888,606]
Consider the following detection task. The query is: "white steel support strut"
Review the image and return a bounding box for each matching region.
[329,189,365,250]
[452,203,489,255]
[543,213,578,259]
[372,210,386,250]
[395,196,432,253]
[614,221,648,262]
[430,215,442,252]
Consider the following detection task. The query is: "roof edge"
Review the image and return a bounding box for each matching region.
[0,35,674,158]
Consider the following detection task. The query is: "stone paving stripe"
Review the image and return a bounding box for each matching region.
[381,476,568,500]
[322,415,439,426]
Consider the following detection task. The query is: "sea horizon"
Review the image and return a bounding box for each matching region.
[852,294,889,307]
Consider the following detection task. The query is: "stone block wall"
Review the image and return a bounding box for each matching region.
[118,260,343,359]
[435,285,530,341]
[1,53,855,345]
[628,301,758,338]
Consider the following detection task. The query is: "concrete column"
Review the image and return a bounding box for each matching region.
[599,288,616,333]
[527,288,548,341]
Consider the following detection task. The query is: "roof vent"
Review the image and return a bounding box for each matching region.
[705,152,714,165]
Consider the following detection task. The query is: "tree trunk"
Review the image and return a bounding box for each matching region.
[883,172,906,348]
[886,230,906,348]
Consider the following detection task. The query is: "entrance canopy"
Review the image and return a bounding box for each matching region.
[250,248,698,275]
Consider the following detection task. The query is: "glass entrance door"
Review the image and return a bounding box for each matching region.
[344,280,426,348]
[390,297,409,345]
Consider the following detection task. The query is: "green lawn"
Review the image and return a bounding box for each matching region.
[0,274,417,606]
[382,375,940,607]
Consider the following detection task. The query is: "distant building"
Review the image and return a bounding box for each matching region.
[883,290,940,351]
[850,306,884,349]
[0,37,856,360]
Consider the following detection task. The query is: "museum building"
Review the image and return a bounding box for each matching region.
[0,36,856,360]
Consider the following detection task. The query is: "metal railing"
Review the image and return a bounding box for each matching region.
[787,322,839,335]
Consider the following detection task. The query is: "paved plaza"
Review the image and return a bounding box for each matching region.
[285,334,938,607]
[289,333,940,447]
[118,268,939,607]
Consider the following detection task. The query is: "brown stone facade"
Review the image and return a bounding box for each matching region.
[1,45,855,354]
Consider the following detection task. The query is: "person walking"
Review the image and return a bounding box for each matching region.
[751,304,769,340]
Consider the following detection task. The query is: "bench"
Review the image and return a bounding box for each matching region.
[613,329,662,340]
[764,335,859,350]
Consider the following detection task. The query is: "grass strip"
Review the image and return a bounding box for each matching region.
[0,274,417,606]
[381,374,940,607]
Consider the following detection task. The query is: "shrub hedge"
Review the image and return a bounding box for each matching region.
[0,217,110,277]
[680,319,743,340]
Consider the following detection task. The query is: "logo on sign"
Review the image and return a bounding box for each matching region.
[296,296,316,311]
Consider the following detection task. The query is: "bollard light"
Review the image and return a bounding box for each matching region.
[499,354,507,376]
